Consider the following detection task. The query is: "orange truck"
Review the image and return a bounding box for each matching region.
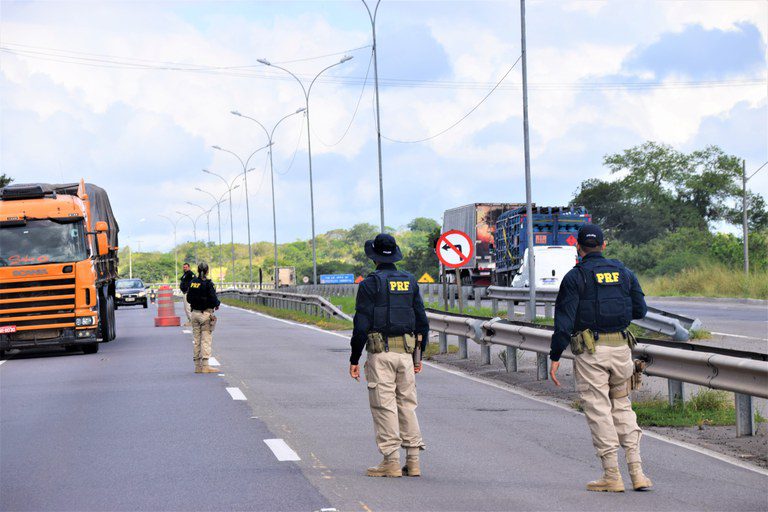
[0,181,119,356]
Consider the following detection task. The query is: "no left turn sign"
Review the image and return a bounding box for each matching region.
[436,230,474,269]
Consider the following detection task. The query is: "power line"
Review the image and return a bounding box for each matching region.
[382,55,523,144]
[748,161,768,180]
[275,116,305,176]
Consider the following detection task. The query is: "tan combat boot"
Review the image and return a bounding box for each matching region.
[200,360,218,373]
[628,462,653,490]
[586,467,625,492]
[366,457,402,478]
[194,361,202,373]
[402,455,421,477]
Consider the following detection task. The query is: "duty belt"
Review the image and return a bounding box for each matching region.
[595,331,628,347]
[386,335,409,354]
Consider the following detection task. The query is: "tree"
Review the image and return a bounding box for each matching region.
[0,174,12,188]
[407,217,440,233]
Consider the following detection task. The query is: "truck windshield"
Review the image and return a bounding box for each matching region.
[0,219,88,267]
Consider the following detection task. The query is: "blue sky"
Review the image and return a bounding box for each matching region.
[1,0,766,251]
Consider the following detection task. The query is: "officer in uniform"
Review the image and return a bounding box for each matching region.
[349,233,430,478]
[550,224,653,492]
[179,262,195,325]
[185,262,220,374]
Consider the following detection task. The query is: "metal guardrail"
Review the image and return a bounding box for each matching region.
[426,310,767,437]
[219,289,352,322]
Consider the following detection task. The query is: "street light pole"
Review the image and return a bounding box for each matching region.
[176,210,200,264]
[159,214,180,286]
[186,201,213,248]
[212,143,272,289]
[231,107,306,289]
[203,169,242,289]
[362,0,385,232]
[257,55,354,284]
[520,0,536,322]
[196,188,230,289]
[741,160,768,276]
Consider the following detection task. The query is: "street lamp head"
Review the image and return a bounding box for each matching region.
[212,145,222,150]
[340,55,353,63]
[202,169,212,175]
[231,110,241,116]
[257,58,271,66]
[295,107,307,114]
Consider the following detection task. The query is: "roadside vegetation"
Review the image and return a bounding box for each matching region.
[631,390,766,428]
[221,298,352,331]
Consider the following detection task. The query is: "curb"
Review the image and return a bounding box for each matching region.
[648,296,768,306]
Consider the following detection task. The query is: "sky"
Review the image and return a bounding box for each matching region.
[1,0,766,252]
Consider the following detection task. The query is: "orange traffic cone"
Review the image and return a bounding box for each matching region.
[154,285,181,327]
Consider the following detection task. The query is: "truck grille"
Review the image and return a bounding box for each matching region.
[0,278,76,331]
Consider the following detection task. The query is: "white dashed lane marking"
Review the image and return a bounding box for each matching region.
[226,387,247,401]
[264,439,301,461]
[182,330,191,334]
[0,360,5,366]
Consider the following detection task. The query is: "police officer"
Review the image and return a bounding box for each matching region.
[349,233,430,478]
[550,224,653,492]
[179,262,195,326]
[186,262,220,374]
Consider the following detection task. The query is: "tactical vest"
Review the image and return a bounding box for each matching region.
[575,257,633,333]
[369,268,417,337]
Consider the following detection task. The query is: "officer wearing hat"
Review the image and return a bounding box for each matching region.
[550,224,653,492]
[349,233,430,478]
[186,262,221,374]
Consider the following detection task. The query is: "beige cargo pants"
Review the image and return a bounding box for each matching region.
[365,351,425,457]
[190,309,215,362]
[182,293,192,321]
[574,344,642,469]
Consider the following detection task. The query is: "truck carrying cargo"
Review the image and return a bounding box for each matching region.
[493,205,590,287]
[442,203,525,286]
[0,180,119,355]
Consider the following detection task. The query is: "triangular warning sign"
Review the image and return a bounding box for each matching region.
[418,272,435,283]
[355,275,364,284]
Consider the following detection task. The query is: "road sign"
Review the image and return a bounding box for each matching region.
[320,273,355,284]
[302,276,309,284]
[418,272,435,283]
[436,230,474,269]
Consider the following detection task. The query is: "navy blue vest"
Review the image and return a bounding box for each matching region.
[369,268,418,336]
[575,257,633,333]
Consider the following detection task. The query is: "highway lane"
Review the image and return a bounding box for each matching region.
[212,304,768,512]
[0,307,329,512]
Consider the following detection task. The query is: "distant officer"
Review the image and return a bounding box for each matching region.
[179,262,195,325]
[349,233,430,478]
[550,224,652,492]
[186,262,220,374]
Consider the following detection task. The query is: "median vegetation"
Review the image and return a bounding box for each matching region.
[631,390,765,428]
[222,298,352,331]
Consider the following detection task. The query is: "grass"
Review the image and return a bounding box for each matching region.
[640,266,768,300]
[222,298,352,331]
[329,296,356,316]
[632,390,737,428]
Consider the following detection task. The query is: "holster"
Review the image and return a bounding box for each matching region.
[412,335,423,365]
[626,330,638,349]
[366,332,386,354]
[631,359,647,391]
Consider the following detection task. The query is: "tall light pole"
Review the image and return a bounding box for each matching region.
[159,214,180,286]
[257,55,354,284]
[742,160,768,276]
[203,169,242,289]
[195,188,231,289]
[176,210,201,264]
[361,0,385,232]
[231,107,306,288]
[520,0,536,322]
[212,142,272,289]
[186,201,213,246]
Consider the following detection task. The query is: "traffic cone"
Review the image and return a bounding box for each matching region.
[154,285,181,327]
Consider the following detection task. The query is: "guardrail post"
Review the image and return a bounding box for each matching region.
[505,347,517,372]
[474,288,481,309]
[491,298,498,315]
[735,393,755,437]
[449,285,456,309]
[481,344,491,365]
[507,300,514,321]
[439,332,447,354]
[537,353,548,380]
[544,303,553,319]
[668,379,684,406]
[458,336,468,359]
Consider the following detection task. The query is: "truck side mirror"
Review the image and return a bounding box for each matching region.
[96,233,109,256]
[95,221,108,232]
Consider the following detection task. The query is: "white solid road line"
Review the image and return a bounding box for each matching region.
[208,357,220,366]
[226,387,247,401]
[264,438,301,461]
[0,360,5,366]
[222,303,768,476]
[711,331,768,341]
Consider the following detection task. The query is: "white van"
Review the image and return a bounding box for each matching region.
[510,245,578,291]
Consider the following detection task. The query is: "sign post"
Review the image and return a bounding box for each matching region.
[436,229,474,359]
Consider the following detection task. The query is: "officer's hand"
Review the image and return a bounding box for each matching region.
[349,365,360,381]
[414,362,422,374]
[550,360,561,387]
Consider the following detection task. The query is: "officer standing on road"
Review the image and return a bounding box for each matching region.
[180,262,195,326]
[550,224,653,492]
[349,233,430,478]
[186,262,220,374]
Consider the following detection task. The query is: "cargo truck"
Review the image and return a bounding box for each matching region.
[442,203,525,286]
[0,181,119,356]
[494,205,591,289]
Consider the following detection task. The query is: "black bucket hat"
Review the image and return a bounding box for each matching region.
[364,233,403,263]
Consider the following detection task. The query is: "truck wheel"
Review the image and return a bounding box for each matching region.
[0,350,5,360]
[107,295,116,341]
[99,289,114,342]
[82,344,99,354]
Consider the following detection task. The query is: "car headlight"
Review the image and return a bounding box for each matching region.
[138,291,146,297]
[115,292,122,298]
[75,317,95,326]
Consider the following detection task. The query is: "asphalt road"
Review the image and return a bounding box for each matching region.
[2,304,767,511]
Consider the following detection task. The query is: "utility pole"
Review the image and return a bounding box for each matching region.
[520,0,536,322]
[743,159,749,276]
